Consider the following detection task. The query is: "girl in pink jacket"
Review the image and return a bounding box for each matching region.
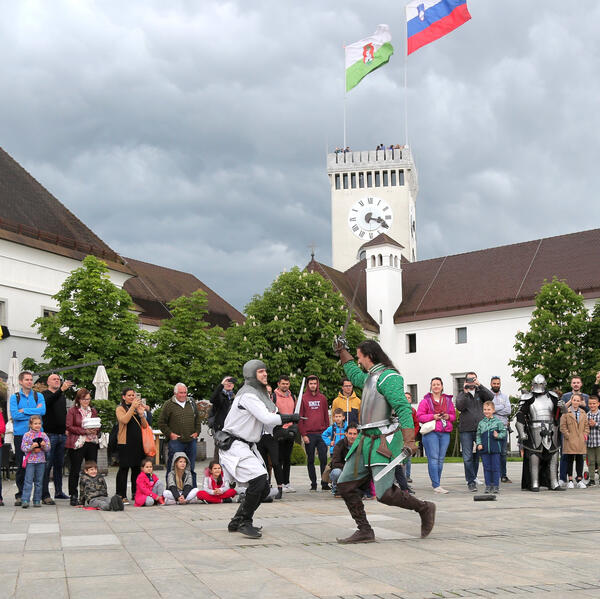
[135,458,165,506]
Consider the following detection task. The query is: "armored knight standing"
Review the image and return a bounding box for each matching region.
[216,359,299,538]
[515,374,566,491]
[334,339,436,543]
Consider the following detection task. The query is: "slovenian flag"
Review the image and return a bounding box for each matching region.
[345,25,394,92]
[406,0,471,56]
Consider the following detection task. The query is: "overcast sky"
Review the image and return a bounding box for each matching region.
[1,1,599,311]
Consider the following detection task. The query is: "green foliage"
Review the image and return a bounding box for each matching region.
[582,300,600,389]
[223,267,366,400]
[290,442,307,465]
[26,255,158,405]
[510,278,592,391]
[150,290,227,402]
[94,400,118,433]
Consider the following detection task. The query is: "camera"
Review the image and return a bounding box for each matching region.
[466,377,476,383]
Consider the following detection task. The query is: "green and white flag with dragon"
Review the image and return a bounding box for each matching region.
[345,24,394,92]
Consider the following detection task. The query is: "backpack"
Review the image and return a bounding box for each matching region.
[108,422,119,455]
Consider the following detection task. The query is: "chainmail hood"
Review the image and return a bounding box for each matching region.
[237,359,276,412]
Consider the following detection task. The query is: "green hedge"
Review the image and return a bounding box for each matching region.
[290,443,307,465]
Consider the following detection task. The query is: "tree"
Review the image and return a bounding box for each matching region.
[150,290,227,402]
[583,300,600,389]
[224,267,366,400]
[510,277,592,391]
[24,255,158,425]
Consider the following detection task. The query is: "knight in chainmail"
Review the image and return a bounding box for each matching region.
[216,359,300,538]
[515,374,566,492]
[334,339,436,544]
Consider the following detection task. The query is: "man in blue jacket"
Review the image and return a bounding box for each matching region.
[9,371,46,506]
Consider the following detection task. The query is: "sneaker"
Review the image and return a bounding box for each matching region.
[567,481,575,489]
[21,502,29,509]
[501,476,512,483]
[559,479,567,488]
[475,478,482,485]
[42,497,56,505]
[122,497,130,505]
[321,483,331,491]
[0,499,4,507]
[484,486,491,494]
[588,479,596,486]
[433,486,449,494]
[274,488,283,500]
[577,480,587,489]
[310,484,317,491]
[406,477,413,483]
[468,482,477,492]
[222,498,233,503]
[70,495,79,506]
[282,484,295,493]
[55,493,69,500]
[33,502,41,508]
[14,498,22,507]
[492,486,499,494]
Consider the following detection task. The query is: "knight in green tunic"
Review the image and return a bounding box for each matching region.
[334,339,436,544]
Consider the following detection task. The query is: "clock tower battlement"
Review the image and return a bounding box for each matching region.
[327,147,418,272]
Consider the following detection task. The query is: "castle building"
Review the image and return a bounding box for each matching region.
[310,149,600,402]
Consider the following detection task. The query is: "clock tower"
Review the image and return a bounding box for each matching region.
[327,147,418,271]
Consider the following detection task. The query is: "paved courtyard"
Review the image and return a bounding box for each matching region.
[1,461,599,599]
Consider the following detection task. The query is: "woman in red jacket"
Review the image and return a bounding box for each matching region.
[66,388,100,505]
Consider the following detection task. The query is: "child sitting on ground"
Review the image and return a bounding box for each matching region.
[560,393,590,488]
[586,396,600,486]
[135,458,165,506]
[476,401,507,494]
[163,452,199,505]
[197,461,237,503]
[79,460,124,511]
[321,408,348,458]
[21,415,50,508]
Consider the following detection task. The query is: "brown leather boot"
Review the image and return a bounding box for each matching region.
[337,480,375,544]
[379,485,436,538]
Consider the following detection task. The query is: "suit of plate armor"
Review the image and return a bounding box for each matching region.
[515,374,566,491]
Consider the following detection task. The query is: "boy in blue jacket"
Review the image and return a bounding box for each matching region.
[322,409,348,457]
[476,401,507,494]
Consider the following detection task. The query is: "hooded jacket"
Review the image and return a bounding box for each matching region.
[166,451,194,500]
[298,376,329,436]
[331,391,361,426]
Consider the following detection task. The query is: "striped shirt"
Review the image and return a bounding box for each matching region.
[587,410,600,448]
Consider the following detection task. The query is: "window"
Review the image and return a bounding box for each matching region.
[398,170,405,186]
[359,172,364,188]
[406,333,416,353]
[377,254,383,266]
[42,308,58,319]
[390,170,397,186]
[382,171,389,186]
[0,300,6,325]
[378,309,383,324]
[454,376,466,397]
[350,173,356,189]
[374,171,381,187]
[370,255,376,267]
[456,327,467,344]
[343,174,348,189]
[407,384,418,404]
[335,174,340,190]
[394,255,399,268]
[367,172,373,187]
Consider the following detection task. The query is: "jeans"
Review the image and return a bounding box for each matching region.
[330,467,342,493]
[22,462,45,504]
[481,453,500,487]
[422,431,451,488]
[460,431,480,485]
[394,464,409,491]
[13,435,25,499]
[305,433,328,486]
[167,439,197,487]
[43,433,67,498]
[405,457,412,479]
[499,436,507,478]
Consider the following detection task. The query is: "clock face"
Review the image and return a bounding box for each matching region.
[347,197,393,240]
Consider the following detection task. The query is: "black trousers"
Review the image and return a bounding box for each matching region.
[279,438,294,485]
[305,433,328,486]
[116,464,141,499]
[69,443,98,497]
[14,435,25,499]
[257,434,283,486]
[565,454,584,480]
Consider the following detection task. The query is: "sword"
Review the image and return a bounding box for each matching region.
[373,446,412,482]
[333,276,361,352]
[295,377,306,415]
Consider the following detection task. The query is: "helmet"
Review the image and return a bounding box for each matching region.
[242,359,267,391]
[531,374,547,394]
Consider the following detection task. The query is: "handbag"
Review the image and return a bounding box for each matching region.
[136,417,156,457]
[419,420,436,435]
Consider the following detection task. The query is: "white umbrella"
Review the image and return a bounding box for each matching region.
[92,365,110,400]
[5,351,20,449]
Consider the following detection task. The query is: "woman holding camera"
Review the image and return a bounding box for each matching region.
[66,388,100,505]
[416,378,456,494]
[115,388,149,504]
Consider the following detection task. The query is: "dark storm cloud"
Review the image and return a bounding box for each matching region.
[1,1,598,309]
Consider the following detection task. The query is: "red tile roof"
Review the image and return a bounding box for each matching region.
[123,257,244,329]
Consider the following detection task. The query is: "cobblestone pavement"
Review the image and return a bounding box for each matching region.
[1,462,598,598]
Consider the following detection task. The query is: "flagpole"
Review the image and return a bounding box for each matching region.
[343,43,347,149]
[404,15,409,147]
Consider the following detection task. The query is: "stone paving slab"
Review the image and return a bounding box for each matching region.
[1,462,600,597]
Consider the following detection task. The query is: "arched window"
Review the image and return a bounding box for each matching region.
[394,256,398,268]
[371,255,376,268]
[389,254,393,266]
[377,254,383,266]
